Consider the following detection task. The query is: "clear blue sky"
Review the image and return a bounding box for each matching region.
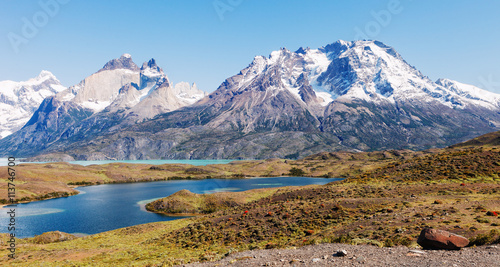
[1,0,499,93]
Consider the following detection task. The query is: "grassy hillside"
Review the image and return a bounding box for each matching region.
[451,130,500,148]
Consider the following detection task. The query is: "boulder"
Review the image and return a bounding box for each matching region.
[32,231,77,244]
[417,228,469,250]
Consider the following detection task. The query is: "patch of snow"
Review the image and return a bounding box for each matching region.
[316,92,335,106]
[139,84,157,102]
[174,82,207,105]
[436,78,500,109]
[80,100,111,112]
[141,67,162,78]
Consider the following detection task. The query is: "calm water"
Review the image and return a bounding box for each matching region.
[0,158,240,166]
[0,177,341,238]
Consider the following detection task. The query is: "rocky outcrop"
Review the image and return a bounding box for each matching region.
[99,53,139,72]
[417,228,469,250]
[32,231,77,244]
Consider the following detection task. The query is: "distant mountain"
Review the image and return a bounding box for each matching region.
[0,71,66,139]
[1,41,500,160]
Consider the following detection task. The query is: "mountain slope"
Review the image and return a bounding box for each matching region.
[0,71,66,138]
[450,130,500,148]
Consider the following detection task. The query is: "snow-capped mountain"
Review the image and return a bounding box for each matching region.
[237,40,500,112]
[48,54,206,115]
[0,71,66,138]
[0,54,206,157]
[1,41,499,160]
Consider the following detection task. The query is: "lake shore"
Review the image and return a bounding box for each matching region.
[0,150,420,204]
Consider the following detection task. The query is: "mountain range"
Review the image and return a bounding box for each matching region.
[1,40,499,160]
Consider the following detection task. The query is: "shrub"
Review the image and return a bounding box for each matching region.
[470,230,500,246]
[289,167,306,176]
[486,211,498,216]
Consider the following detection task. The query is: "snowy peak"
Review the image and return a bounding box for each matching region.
[215,39,500,112]
[35,70,57,81]
[0,71,66,138]
[99,53,140,72]
[317,40,428,101]
[141,58,161,72]
[140,58,166,90]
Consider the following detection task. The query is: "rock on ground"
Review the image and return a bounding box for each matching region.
[417,228,469,250]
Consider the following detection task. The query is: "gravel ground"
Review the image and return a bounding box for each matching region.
[179,244,499,267]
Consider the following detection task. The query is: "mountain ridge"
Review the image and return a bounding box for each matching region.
[1,40,500,160]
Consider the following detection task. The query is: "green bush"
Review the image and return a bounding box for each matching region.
[289,167,306,176]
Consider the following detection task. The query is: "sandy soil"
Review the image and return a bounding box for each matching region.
[180,243,499,267]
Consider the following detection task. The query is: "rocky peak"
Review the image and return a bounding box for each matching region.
[141,58,160,71]
[320,40,351,57]
[295,47,309,55]
[140,59,166,90]
[99,54,140,72]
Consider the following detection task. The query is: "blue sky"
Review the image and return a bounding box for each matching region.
[1,0,499,93]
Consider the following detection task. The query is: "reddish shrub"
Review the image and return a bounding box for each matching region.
[305,230,314,235]
[486,211,498,216]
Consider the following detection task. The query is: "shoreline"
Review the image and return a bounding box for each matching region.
[0,171,339,206]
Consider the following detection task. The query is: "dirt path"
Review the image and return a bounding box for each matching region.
[180,243,499,267]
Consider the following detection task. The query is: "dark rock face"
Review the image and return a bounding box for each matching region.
[417,228,469,250]
[140,58,164,89]
[100,54,139,72]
